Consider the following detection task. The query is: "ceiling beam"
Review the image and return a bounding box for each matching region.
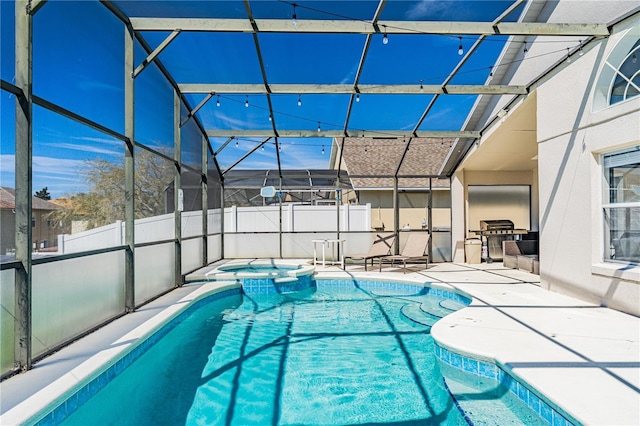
[180,83,527,95]
[206,129,480,138]
[130,18,609,36]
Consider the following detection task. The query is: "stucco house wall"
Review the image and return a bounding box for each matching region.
[536,18,640,315]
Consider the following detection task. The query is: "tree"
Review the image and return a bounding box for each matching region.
[34,187,51,200]
[48,150,176,230]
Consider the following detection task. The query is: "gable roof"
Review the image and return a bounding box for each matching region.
[334,137,452,189]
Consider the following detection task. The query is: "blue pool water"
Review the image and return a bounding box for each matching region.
[216,264,299,276]
[49,281,549,425]
[57,283,468,425]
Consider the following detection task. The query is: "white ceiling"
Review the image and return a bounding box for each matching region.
[458,92,538,171]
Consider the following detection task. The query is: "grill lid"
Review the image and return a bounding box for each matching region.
[479,219,514,231]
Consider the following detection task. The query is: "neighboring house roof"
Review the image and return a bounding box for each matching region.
[0,187,61,211]
[334,138,452,190]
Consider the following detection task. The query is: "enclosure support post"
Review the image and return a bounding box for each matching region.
[336,187,340,239]
[202,134,208,266]
[174,90,182,286]
[393,177,399,255]
[14,0,33,372]
[220,185,225,259]
[279,176,283,259]
[428,178,433,263]
[124,24,136,311]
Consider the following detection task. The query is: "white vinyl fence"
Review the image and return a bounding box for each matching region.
[58,205,371,255]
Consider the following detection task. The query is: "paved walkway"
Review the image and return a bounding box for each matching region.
[1,261,638,425]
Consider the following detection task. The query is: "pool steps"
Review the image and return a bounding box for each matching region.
[400,303,440,327]
[435,344,578,426]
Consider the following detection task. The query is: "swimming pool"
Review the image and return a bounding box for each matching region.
[28,279,552,425]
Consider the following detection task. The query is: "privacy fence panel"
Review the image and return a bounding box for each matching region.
[31,251,125,359]
[135,242,175,305]
[0,269,15,376]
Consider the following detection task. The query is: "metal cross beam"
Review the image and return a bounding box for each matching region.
[129,18,610,37]
[180,83,528,95]
[206,129,481,138]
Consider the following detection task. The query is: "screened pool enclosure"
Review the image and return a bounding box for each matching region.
[1,0,610,377]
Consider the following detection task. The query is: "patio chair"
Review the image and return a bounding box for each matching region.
[344,233,396,271]
[378,232,430,273]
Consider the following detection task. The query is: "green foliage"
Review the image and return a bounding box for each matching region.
[34,187,51,200]
[49,151,175,230]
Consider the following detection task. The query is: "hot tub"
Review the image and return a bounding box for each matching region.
[195,260,315,294]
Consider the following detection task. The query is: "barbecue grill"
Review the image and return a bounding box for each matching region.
[471,220,528,262]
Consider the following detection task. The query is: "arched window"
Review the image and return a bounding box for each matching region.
[593,29,640,111]
[609,39,639,105]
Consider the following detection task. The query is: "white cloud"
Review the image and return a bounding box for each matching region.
[405,1,451,20]
[1,155,91,196]
[69,135,122,146]
[340,63,359,85]
[32,155,87,175]
[78,80,122,93]
[41,142,121,157]
[0,155,15,173]
[211,112,253,129]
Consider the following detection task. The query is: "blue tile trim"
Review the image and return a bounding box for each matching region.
[33,288,242,426]
[434,344,578,426]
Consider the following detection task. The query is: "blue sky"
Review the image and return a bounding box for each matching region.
[1,0,519,198]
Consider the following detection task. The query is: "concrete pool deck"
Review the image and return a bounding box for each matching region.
[1,261,638,425]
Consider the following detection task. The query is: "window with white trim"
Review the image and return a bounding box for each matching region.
[593,29,640,111]
[603,146,640,263]
[610,39,639,105]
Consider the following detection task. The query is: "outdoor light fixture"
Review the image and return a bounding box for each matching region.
[458,37,463,55]
[317,122,321,132]
[523,42,528,55]
[321,145,325,155]
[297,95,302,106]
[355,94,360,102]
[489,66,494,77]
[268,114,272,121]
[261,145,265,151]
[579,41,584,56]
[291,3,297,26]
[420,79,424,92]
[235,140,239,148]
[382,26,388,45]
[216,95,220,107]
[566,48,572,63]
[245,96,249,107]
